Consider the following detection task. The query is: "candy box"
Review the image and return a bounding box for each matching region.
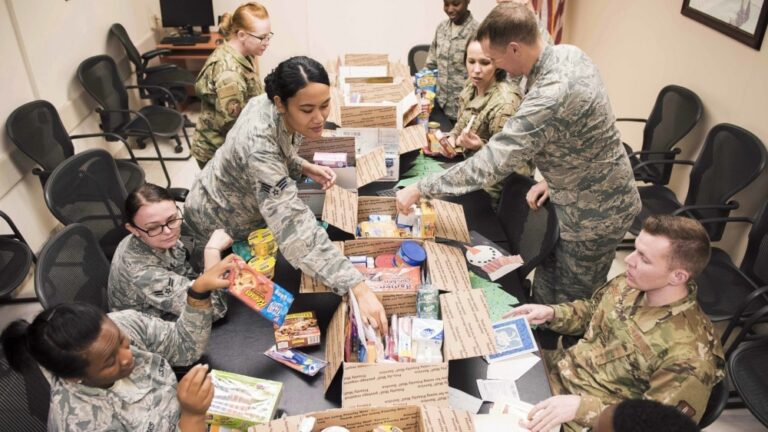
[229,257,293,326]
[273,311,321,350]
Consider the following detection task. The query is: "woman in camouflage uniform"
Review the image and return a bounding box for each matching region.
[192,2,271,167]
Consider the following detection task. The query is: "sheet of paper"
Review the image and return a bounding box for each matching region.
[448,387,483,414]
[476,379,520,403]
[473,414,530,432]
[486,353,541,381]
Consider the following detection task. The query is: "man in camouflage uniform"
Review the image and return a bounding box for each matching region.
[48,290,215,431]
[398,4,640,303]
[192,43,263,167]
[424,0,479,127]
[509,215,725,431]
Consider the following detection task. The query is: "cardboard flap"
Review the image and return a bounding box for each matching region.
[343,238,403,256]
[328,87,342,126]
[324,301,348,392]
[400,124,428,154]
[312,406,420,432]
[432,200,470,243]
[300,242,344,293]
[344,53,389,66]
[397,91,420,128]
[323,186,358,235]
[391,61,413,80]
[424,242,472,292]
[378,291,418,318]
[349,82,411,103]
[249,416,303,432]
[440,290,496,361]
[420,405,475,432]
[356,147,387,187]
[298,136,356,163]
[340,105,398,128]
[341,363,449,408]
[356,196,397,223]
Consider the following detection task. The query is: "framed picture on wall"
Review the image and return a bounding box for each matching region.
[682,0,768,49]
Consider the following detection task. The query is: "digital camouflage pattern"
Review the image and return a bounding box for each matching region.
[544,274,725,430]
[184,94,365,296]
[108,234,227,321]
[47,304,213,431]
[424,12,479,119]
[192,43,263,164]
[419,44,641,300]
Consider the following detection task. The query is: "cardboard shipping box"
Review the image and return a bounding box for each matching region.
[339,90,420,128]
[298,136,389,190]
[250,405,474,432]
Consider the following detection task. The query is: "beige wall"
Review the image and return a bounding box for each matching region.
[564,0,768,262]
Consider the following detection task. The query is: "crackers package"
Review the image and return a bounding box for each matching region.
[228,257,293,326]
[273,311,321,350]
[358,266,421,292]
[206,369,282,429]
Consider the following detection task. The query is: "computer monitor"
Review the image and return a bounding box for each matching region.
[159,0,214,36]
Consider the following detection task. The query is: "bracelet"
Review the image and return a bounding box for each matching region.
[187,286,211,300]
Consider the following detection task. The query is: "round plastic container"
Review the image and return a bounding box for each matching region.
[247,256,276,279]
[248,228,277,257]
[396,241,426,267]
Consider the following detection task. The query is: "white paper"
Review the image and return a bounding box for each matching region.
[473,414,531,432]
[486,353,541,381]
[448,386,484,414]
[476,379,520,403]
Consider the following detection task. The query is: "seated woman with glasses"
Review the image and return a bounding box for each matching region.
[108,183,230,321]
[192,1,273,168]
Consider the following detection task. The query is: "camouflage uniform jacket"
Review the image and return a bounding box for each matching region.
[424,12,479,119]
[108,234,227,321]
[546,274,725,428]
[184,94,365,296]
[47,304,213,431]
[192,43,263,163]
[419,44,641,241]
[449,79,533,176]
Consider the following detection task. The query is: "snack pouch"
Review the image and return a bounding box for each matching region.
[415,69,438,105]
[228,257,293,326]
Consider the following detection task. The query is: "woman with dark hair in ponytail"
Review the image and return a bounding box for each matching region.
[184,56,388,333]
[0,258,234,431]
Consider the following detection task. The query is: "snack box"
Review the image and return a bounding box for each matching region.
[206,370,283,429]
[273,311,321,350]
[229,258,294,326]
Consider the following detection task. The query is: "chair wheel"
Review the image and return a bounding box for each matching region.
[136,139,147,150]
[174,145,183,154]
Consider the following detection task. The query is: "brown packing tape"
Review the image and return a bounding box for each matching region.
[356,147,387,187]
[420,405,475,432]
[340,105,398,128]
[356,196,398,223]
[298,136,356,163]
[299,242,344,293]
[324,301,347,392]
[345,76,395,84]
[432,200,470,243]
[400,124,428,154]
[344,53,390,67]
[423,242,471,292]
[323,186,358,235]
[440,289,496,361]
[312,406,421,432]
[341,363,449,408]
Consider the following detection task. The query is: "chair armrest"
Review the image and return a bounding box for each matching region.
[125,84,180,110]
[672,201,740,216]
[142,48,170,60]
[145,63,177,74]
[70,132,139,163]
[616,118,647,123]
[633,158,694,171]
[628,148,682,158]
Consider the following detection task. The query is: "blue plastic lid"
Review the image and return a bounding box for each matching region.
[399,241,426,265]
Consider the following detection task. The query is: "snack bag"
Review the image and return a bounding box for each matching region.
[228,257,293,326]
[415,69,438,110]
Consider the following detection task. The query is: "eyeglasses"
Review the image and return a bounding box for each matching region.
[244,31,274,43]
[132,208,184,237]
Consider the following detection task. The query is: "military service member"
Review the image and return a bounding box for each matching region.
[424,0,479,129]
[184,56,388,334]
[509,216,725,431]
[0,257,235,431]
[397,3,641,303]
[108,183,229,321]
[192,2,271,167]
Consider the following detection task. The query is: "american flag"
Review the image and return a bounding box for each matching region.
[532,0,567,44]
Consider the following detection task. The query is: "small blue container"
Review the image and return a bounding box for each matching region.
[397,241,427,266]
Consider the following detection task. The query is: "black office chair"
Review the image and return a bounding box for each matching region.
[0,211,36,304]
[496,173,559,298]
[35,223,110,311]
[728,339,768,428]
[77,55,192,188]
[6,100,145,193]
[43,148,130,261]
[408,44,430,75]
[629,123,767,242]
[698,375,730,429]
[618,85,703,186]
[0,347,49,432]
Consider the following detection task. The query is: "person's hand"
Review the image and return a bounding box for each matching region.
[457,130,483,151]
[205,229,233,252]
[526,180,549,210]
[177,364,214,416]
[192,255,235,293]
[351,282,388,334]
[503,304,555,325]
[396,185,421,214]
[521,395,581,432]
[303,163,337,191]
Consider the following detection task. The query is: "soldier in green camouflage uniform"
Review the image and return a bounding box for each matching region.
[424,1,479,121]
[192,43,263,166]
[398,5,640,303]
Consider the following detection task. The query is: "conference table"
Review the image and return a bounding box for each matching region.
[203,162,553,418]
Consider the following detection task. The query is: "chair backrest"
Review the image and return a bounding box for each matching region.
[35,223,110,311]
[43,148,129,260]
[76,55,131,133]
[109,23,143,73]
[728,339,768,427]
[0,210,35,299]
[640,85,703,185]
[496,173,559,281]
[698,375,729,428]
[5,100,75,182]
[0,347,49,432]
[408,44,430,75]
[740,201,768,287]
[684,123,767,241]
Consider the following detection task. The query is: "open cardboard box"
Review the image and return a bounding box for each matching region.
[298,136,389,190]
[250,405,474,432]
